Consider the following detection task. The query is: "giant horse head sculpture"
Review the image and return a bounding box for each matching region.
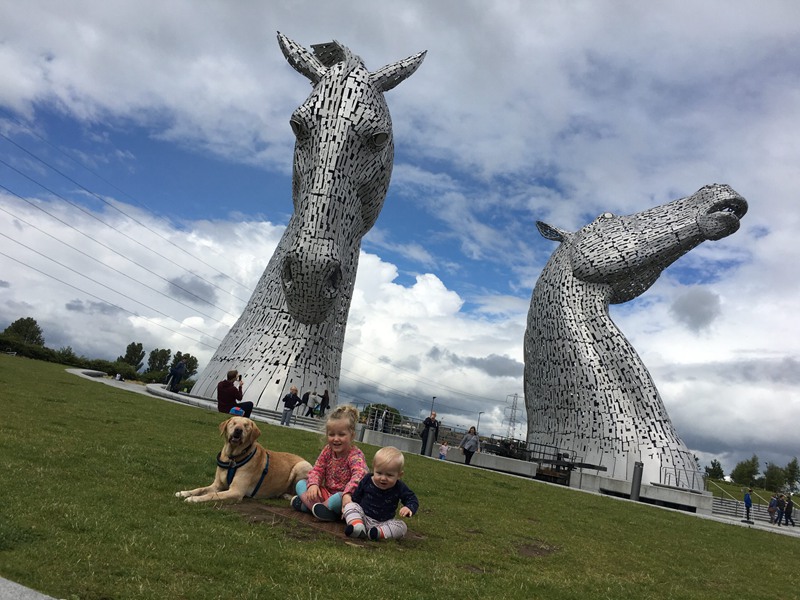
[277,33,425,324]
[536,184,748,302]
[524,183,747,489]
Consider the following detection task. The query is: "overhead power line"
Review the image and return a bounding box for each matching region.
[0,250,218,349]
[0,197,233,327]
[0,155,251,306]
[0,128,253,294]
[0,181,240,319]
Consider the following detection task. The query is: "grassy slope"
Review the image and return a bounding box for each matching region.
[0,355,795,600]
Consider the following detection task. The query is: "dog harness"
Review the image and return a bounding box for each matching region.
[216,447,271,498]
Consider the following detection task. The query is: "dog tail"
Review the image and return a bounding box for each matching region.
[291,460,313,484]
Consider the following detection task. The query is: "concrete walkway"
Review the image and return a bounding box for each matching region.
[0,578,58,600]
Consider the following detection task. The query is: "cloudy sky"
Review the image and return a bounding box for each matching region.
[1,0,798,476]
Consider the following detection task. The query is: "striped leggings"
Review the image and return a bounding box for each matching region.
[343,501,408,540]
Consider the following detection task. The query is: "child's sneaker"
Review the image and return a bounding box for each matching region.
[290,495,303,511]
[344,523,367,539]
[312,503,339,521]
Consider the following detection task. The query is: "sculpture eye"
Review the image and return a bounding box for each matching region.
[601,212,614,219]
[370,131,390,148]
[290,118,307,138]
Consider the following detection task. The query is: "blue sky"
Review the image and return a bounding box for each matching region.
[1,0,799,475]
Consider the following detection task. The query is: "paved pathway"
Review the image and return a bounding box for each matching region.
[0,578,58,600]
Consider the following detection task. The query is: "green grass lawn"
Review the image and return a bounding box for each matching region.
[0,355,796,600]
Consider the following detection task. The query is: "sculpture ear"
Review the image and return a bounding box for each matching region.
[536,221,567,241]
[370,50,427,92]
[277,32,326,84]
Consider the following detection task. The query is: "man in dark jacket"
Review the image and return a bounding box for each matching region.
[784,495,795,526]
[279,386,301,426]
[419,411,439,455]
[168,359,187,392]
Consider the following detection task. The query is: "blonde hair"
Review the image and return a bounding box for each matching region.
[373,446,404,471]
[326,404,359,436]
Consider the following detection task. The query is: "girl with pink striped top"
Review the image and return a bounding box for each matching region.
[291,405,368,521]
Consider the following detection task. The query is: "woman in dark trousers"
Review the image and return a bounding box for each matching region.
[459,426,480,465]
[318,390,330,418]
[784,495,795,526]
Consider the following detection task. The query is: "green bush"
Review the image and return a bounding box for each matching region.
[141,370,169,384]
[110,361,139,381]
[0,334,57,362]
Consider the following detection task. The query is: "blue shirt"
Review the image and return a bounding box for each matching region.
[351,473,419,522]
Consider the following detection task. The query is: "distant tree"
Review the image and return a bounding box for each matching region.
[117,342,145,371]
[171,352,198,378]
[730,454,760,486]
[3,317,45,346]
[705,459,725,480]
[764,463,786,492]
[147,348,172,373]
[55,346,79,365]
[785,457,800,493]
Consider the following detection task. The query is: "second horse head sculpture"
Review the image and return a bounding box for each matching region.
[524,184,747,490]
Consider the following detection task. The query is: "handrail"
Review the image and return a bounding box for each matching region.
[706,478,739,502]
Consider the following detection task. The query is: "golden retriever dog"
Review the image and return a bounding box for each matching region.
[176,416,312,503]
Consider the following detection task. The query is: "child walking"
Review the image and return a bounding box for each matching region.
[343,446,419,541]
[291,405,368,521]
[438,440,450,460]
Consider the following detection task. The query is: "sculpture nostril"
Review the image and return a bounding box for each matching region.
[281,256,297,290]
[324,264,342,299]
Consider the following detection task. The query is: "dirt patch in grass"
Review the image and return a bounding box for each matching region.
[225,502,426,545]
[517,540,559,557]
[461,564,492,574]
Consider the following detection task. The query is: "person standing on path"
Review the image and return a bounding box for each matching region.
[775,494,786,526]
[744,488,753,522]
[318,389,331,418]
[459,426,481,466]
[784,494,795,526]
[279,386,301,426]
[168,358,187,392]
[419,411,439,455]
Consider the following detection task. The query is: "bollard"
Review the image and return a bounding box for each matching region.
[631,461,644,501]
[423,431,435,457]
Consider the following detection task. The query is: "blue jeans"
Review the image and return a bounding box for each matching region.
[280,408,293,426]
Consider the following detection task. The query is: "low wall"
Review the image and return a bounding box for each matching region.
[572,471,714,515]
[360,428,538,477]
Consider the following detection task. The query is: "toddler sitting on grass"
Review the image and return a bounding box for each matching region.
[343,446,419,541]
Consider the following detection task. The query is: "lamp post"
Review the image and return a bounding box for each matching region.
[430,396,436,414]
[477,411,485,432]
